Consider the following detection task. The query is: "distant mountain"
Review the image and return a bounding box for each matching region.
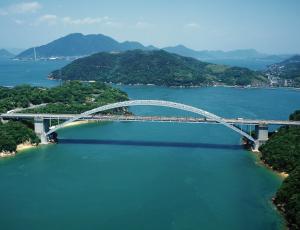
[164,46,265,59]
[7,48,24,55]
[16,32,291,70]
[163,45,292,70]
[0,49,14,58]
[266,55,300,87]
[163,45,201,59]
[16,33,156,59]
[277,55,300,66]
[50,49,267,87]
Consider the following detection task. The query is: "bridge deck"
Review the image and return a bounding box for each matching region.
[1,113,300,126]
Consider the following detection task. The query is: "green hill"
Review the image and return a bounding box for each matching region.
[260,110,300,229]
[50,50,267,87]
[0,81,129,153]
[0,81,128,114]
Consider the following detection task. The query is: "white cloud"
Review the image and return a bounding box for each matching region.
[0,1,42,15]
[62,16,106,25]
[14,19,24,25]
[27,14,122,28]
[9,2,41,14]
[60,16,122,27]
[185,22,200,29]
[103,20,122,27]
[135,21,154,29]
[35,14,57,25]
[0,9,8,16]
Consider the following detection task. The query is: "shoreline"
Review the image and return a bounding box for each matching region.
[63,120,94,128]
[16,143,37,152]
[0,142,37,158]
[250,149,289,179]
[0,120,100,158]
[249,149,289,228]
[48,77,300,90]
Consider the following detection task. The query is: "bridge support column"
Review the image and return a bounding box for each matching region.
[253,124,269,150]
[34,117,49,144]
[1,118,8,124]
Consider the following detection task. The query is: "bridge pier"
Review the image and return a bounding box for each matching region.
[34,117,49,144]
[253,124,269,150]
[1,117,8,124]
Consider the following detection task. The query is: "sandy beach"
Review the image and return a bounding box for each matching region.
[63,120,94,127]
[251,150,289,179]
[16,143,37,152]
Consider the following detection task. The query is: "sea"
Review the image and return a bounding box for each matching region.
[1,59,300,230]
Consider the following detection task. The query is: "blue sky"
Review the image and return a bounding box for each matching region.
[0,0,299,54]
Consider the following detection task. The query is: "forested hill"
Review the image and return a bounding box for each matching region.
[260,110,300,229]
[16,33,154,59]
[0,81,128,114]
[0,82,129,153]
[50,50,267,87]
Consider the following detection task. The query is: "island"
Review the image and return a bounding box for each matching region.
[259,110,300,229]
[49,50,268,87]
[0,81,129,156]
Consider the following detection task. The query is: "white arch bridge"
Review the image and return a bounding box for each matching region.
[2,100,300,150]
[47,100,256,142]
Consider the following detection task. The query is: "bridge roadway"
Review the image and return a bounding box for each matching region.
[2,113,300,126]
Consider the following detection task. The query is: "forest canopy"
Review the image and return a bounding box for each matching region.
[0,82,129,153]
[260,110,300,229]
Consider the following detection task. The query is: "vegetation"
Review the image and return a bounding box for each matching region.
[275,169,300,230]
[0,82,129,154]
[260,111,300,229]
[260,126,300,172]
[290,110,300,121]
[0,121,39,153]
[0,81,128,114]
[50,50,268,87]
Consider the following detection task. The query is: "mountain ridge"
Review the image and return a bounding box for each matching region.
[16,33,155,59]
[16,33,294,71]
[163,45,293,70]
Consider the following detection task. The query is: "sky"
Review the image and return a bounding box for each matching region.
[0,0,299,54]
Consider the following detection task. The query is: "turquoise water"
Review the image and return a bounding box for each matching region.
[1,60,300,229]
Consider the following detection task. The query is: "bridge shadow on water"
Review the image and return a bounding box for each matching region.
[58,139,242,150]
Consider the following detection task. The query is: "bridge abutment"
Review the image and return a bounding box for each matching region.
[253,124,269,150]
[34,117,49,144]
[1,118,8,124]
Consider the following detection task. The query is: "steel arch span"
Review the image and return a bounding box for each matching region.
[46,100,256,143]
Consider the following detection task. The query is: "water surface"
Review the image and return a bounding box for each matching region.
[1,61,300,229]
[0,59,68,87]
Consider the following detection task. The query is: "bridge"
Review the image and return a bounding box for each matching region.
[1,100,300,150]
